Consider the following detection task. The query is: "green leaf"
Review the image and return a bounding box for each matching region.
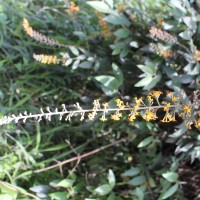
[130,41,139,48]
[104,13,130,26]
[108,169,115,187]
[0,194,13,200]
[57,179,75,188]
[64,58,73,67]
[107,192,116,200]
[95,75,120,95]
[128,175,146,186]
[135,76,153,87]
[69,46,79,56]
[94,184,112,196]
[179,30,192,40]
[112,48,121,55]
[122,167,141,177]
[87,1,111,13]
[162,172,178,183]
[85,199,97,200]
[137,65,154,75]
[72,60,80,70]
[79,61,92,69]
[114,28,129,38]
[40,143,69,152]
[104,0,113,8]
[159,183,178,200]
[169,0,186,14]
[143,74,161,90]
[132,187,144,200]
[49,192,68,200]
[112,63,123,84]
[137,136,154,148]
[120,48,129,58]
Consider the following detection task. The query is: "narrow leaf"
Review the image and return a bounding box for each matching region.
[159,183,178,199]
[162,172,178,183]
[137,136,154,148]
[94,184,112,196]
[87,1,111,13]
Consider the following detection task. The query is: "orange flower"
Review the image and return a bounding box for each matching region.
[183,105,192,114]
[67,2,80,13]
[193,50,200,61]
[161,113,175,122]
[128,111,139,122]
[163,103,171,111]
[142,109,157,121]
[151,91,163,98]
[161,50,172,58]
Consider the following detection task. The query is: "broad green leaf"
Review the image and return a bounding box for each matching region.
[72,60,80,70]
[130,41,139,48]
[64,58,73,67]
[30,185,51,193]
[112,48,121,55]
[159,183,178,200]
[77,55,86,60]
[87,1,111,13]
[114,28,129,38]
[0,183,18,199]
[107,192,116,200]
[95,75,120,95]
[49,192,68,200]
[79,61,92,69]
[128,175,146,186]
[179,30,192,40]
[110,41,126,49]
[133,187,144,200]
[183,16,196,29]
[57,179,75,188]
[112,63,123,84]
[0,194,13,200]
[69,46,79,56]
[94,184,112,196]
[137,136,154,148]
[122,167,141,177]
[169,0,186,14]
[108,169,115,187]
[73,31,87,38]
[120,48,129,58]
[135,76,153,87]
[144,74,161,90]
[104,13,130,26]
[162,172,178,182]
[137,65,154,75]
[105,0,113,8]
[85,199,97,200]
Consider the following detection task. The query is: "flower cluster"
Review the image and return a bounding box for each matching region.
[193,50,200,61]
[22,18,64,47]
[33,54,59,64]
[66,2,80,13]
[95,11,110,38]
[0,91,199,129]
[149,26,178,44]
[150,43,173,58]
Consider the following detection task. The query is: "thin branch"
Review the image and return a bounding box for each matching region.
[0,181,39,200]
[34,138,125,173]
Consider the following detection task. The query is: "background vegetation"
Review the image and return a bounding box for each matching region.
[0,0,200,199]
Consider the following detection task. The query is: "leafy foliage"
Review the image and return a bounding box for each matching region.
[0,0,200,199]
